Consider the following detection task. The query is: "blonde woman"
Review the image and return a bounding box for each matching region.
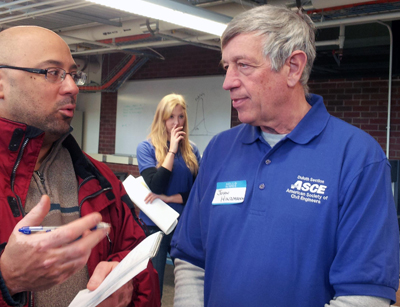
[136,93,201,297]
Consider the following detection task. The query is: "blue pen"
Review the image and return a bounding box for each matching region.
[18,222,111,235]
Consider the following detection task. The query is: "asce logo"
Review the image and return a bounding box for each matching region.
[290,180,327,195]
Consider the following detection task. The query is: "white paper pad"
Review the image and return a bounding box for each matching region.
[69,231,163,307]
[123,175,179,234]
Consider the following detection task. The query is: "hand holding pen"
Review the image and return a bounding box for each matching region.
[0,195,110,296]
[18,222,111,234]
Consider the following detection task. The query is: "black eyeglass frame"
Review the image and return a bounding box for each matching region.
[0,65,87,85]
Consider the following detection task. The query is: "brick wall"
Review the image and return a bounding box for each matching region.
[105,163,140,177]
[309,77,400,159]
[99,92,117,154]
[99,45,400,175]
[130,45,224,80]
[230,77,400,159]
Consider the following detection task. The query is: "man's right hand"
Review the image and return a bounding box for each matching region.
[0,195,109,295]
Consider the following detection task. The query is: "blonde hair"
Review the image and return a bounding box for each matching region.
[148,93,199,175]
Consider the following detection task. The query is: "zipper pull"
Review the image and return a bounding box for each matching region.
[106,233,113,254]
[35,171,45,185]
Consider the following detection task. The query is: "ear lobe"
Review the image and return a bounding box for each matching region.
[287,50,307,88]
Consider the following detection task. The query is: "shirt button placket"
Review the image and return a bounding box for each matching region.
[259,159,271,190]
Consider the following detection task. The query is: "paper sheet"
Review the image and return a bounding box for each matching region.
[123,175,179,234]
[69,231,163,307]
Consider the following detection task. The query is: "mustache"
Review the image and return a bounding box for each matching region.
[57,97,76,107]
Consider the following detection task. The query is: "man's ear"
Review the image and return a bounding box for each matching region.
[286,50,307,88]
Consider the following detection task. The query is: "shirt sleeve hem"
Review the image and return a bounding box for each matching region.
[333,283,396,305]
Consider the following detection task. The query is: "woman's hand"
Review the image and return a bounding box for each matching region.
[169,125,186,154]
[143,192,183,204]
[144,192,170,204]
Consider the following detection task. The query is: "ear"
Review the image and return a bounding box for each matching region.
[286,50,307,88]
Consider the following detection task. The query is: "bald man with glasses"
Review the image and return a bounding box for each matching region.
[0,26,160,307]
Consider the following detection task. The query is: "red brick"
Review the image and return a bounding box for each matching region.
[353,118,369,124]
[360,124,378,130]
[353,106,371,112]
[353,81,371,88]
[353,94,370,100]
[343,112,360,117]
[370,94,388,100]
[362,87,380,94]
[328,88,345,94]
[336,82,353,88]
[343,100,360,106]
[345,88,362,94]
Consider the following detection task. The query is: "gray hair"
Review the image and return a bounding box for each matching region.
[221,5,316,95]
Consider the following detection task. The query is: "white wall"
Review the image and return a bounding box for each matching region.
[74,55,102,154]
[76,92,101,154]
[70,110,83,147]
[116,76,231,156]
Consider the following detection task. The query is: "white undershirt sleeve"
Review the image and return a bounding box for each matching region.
[174,259,392,307]
[174,258,204,307]
[325,295,390,307]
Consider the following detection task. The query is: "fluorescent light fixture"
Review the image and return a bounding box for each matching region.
[87,0,231,36]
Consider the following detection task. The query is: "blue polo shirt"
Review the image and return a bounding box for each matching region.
[136,140,201,226]
[171,94,399,306]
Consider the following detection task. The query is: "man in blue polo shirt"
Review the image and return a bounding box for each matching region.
[170,4,399,307]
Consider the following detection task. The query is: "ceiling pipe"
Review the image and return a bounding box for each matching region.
[376,21,393,159]
[157,32,220,50]
[311,0,375,9]
[195,0,256,8]
[315,39,340,47]
[315,24,345,47]
[70,38,209,55]
[0,0,31,9]
[314,11,400,28]
[62,33,155,55]
[0,0,65,17]
[195,0,257,17]
[338,24,345,49]
[61,34,122,49]
[79,55,137,91]
[307,0,399,13]
[0,2,93,25]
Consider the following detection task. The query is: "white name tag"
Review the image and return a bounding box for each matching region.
[212,180,246,205]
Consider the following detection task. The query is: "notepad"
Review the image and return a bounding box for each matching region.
[123,175,180,235]
[68,231,163,307]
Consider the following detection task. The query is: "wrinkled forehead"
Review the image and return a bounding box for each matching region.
[221,32,265,63]
[0,27,76,69]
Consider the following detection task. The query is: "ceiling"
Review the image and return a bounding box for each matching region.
[1,0,400,79]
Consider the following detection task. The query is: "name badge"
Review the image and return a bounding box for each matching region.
[212,180,246,205]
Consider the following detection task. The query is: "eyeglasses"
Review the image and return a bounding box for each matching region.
[0,65,87,85]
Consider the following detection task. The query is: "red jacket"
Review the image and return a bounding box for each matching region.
[0,117,160,307]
